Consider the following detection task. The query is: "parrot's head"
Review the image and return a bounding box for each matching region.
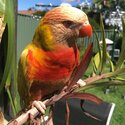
[33,6,92,49]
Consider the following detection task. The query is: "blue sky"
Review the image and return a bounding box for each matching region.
[18,0,92,10]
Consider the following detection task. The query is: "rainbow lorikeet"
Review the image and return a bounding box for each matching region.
[18,6,92,113]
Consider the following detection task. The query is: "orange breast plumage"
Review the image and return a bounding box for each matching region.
[27,46,79,82]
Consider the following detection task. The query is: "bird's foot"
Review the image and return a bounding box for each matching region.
[30,115,49,125]
[32,100,46,115]
[29,100,47,124]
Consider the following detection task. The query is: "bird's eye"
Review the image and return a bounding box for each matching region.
[62,21,75,28]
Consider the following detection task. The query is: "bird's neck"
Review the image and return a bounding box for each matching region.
[32,23,77,50]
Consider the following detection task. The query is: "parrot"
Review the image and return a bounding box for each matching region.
[18,6,92,114]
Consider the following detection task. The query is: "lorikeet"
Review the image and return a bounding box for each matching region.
[18,6,92,112]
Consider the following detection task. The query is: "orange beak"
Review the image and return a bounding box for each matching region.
[79,24,92,38]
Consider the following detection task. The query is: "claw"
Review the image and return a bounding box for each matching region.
[32,100,46,114]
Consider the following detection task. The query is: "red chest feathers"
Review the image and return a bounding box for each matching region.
[27,47,80,81]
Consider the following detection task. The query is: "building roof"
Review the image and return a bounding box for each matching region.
[18,10,42,16]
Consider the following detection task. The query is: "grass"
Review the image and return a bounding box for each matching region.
[86,86,125,125]
[81,56,125,125]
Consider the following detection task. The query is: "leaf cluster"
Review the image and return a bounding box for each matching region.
[0,0,18,120]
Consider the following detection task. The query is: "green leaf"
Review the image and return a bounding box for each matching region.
[115,77,125,81]
[99,14,107,73]
[106,51,114,72]
[0,0,5,15]
[93,28,101,61]
[6,85,17,117]
[0,0,17,116]
[0,0,15,93]
[115,17,125,69]
[93,15,108,74]
[93,51,102,74]
[93,28,102,74]
[93,50,114,74]
[103,67,125,79]
[121,17,125,51]
[92,15,115,74]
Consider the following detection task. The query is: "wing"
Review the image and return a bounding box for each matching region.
[18,43,46,107]
[18,46,31,107]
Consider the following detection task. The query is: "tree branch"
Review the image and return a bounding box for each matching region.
[8,70,125,125]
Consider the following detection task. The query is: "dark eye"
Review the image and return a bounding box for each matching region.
[62,21,74,28]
